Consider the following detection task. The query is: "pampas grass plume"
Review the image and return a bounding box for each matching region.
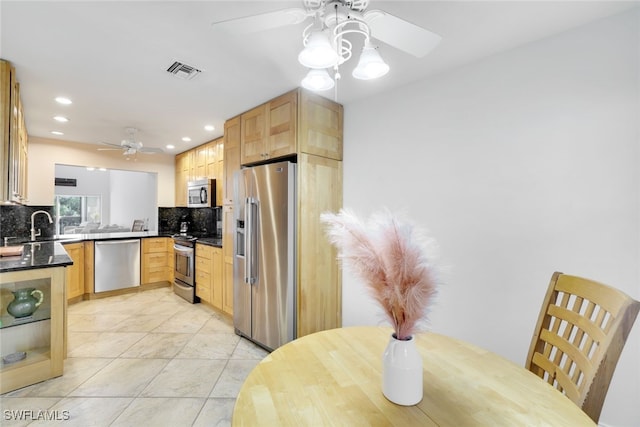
[321,209,439,340]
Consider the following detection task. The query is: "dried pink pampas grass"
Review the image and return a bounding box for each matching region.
[321,209,439,340]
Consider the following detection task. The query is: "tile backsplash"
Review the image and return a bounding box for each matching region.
[0,205,55,243]
[0,205,222,243]
[158,207,221,237]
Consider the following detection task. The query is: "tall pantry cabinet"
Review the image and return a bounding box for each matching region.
[223,88,343,338]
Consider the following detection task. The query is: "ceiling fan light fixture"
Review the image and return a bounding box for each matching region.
[352,42,389,80]
[301,68,335,92]
[298,30,338,69]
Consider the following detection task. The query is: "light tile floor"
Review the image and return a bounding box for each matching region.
[1,287,268,426]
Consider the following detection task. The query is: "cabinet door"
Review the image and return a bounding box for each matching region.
[241,104,267,165]
[222,205,234,314]
[212,247,223,310]
[63,242,85,300]
[84,241,95,294]
[195,145,208,179]
[175,152,189,207]
[297,154,343,337]
[223,257,234,316]
[299,89,343,161]
[223,116,240,205]
[216,139,224,206]
[144,237,168,253]
[0,61,11,202]
[195,243,213,303]
[267,90,297,159]
[206,140,218,179]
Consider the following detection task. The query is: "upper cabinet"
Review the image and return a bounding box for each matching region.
[174,151,189,207]
[223,116,240,206]
[0,59,29,204]
[298,89,343,161]
[239,88,342,167]
[240,90,298,165]
[174,137,224,207]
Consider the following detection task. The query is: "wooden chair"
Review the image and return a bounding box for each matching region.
[526,272,640,423]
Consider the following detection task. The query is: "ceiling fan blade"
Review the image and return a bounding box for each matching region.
[139,147,164,154]
[364,10,441,58]
[97,148,122,151]
[211,8,309,35]
[100,141,123,148]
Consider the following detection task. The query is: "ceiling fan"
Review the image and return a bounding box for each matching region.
[98,127,163,156]
[211,0,441,94]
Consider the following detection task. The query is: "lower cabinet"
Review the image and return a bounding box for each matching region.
[142,237,170,284]
[222,205,234,316]
[195,243,224,311]
[63,242,85,301]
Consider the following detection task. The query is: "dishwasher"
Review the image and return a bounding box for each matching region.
[94,239,141,292]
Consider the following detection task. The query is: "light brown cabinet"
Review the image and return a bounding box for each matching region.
[1,59,28,204]
[0,266,66,394]
[175,152,190,207]
[240,91,298,165]
[222,87,344,339]
[174,137,224,207]
[195,243,223,311]
[223,116,241,205]
[63,242,85,301]
[141,237,170,284]
[297,153,343,336]
[222,205,234,316]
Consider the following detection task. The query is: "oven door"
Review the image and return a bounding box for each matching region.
[174,244,194,285]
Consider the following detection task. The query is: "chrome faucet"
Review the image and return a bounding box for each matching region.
[30,210,53,241]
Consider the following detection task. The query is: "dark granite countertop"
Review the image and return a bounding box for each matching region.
[195,237,223,248]
[0,241,73,273]
[6,231,166,246]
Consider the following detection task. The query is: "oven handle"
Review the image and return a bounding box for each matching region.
[173,244,193,253]
[173,280,192,291]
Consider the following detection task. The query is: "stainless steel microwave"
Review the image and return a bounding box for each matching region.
[187,179,215,207]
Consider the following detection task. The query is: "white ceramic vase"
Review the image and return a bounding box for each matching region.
[382,333,423,406]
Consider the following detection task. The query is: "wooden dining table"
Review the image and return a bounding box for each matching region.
[232,326,596,426]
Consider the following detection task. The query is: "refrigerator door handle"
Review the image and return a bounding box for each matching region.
[245,197,257,284]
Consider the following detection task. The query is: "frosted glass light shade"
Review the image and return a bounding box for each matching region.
[352,42,390,80]
[298,31,339,69]
[301,69,335,91]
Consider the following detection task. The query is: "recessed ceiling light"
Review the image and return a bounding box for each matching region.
[204,125,215,132]
[86,167,95,171]
[53,116,69,122]
[182,137,191,142]
[98,168,107,172]
[51,131,64,135]
[166,144,175,150]
[55,97,72,105]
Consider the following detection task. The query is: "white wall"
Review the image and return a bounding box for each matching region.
[28,137,175,207]
[343,9,638,427]
[109,169,157,229]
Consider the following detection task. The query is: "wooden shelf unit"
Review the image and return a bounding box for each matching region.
[0,266,66,394]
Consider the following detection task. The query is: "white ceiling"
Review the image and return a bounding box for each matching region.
[1,1,637,154]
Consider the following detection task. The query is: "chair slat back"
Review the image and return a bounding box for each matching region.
[526,272,640,423]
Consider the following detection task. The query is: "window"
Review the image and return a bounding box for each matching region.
[54,195,101,234]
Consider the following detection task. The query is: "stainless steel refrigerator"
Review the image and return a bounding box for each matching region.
[233,161,296,351]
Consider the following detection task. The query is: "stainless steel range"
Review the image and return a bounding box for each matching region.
[173,235,199,303]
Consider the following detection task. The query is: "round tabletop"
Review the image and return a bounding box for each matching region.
[232,326,595,426]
